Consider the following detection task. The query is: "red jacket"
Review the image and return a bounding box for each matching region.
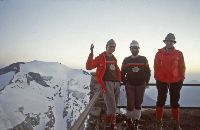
[154,48,186,83]
[86,52,121,92]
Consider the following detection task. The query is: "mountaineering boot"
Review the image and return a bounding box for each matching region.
[126,118,134,130]
[171,108,182,130]
[104,114,117,130]
[133,119,139,130]
[155,107,164,130]
[172,120,182,130]
[104,124,112,130]
[111,123,118,130]
[174,125,182,130]
[104,123,117,130]
[156,120,163,130]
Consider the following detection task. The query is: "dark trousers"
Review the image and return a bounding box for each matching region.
[156,80,183,108]
[126,83,146,110]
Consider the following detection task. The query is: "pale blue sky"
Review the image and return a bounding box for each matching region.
[0,0,200,74]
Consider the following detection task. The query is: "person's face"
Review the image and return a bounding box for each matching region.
[164,40,175,49]
[106,43,116,54]
[130,46,139,56]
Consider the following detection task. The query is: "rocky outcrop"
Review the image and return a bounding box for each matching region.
[0,62,25,75]
[27,72,50,87]
[45,106,55,130]
[7,121,33,130]
[82,70,90,75]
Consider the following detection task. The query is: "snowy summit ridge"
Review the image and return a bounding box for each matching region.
[0,61,91,130]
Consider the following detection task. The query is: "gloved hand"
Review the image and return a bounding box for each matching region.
[121,79,127,86]
[90,44,94,54]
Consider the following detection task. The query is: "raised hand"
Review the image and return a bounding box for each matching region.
[90,44,94,54]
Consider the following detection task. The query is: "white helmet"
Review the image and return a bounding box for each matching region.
[130,40,139,48]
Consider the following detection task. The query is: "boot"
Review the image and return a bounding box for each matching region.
[155,107,164,130]
[104,123,118,130]
[155,120,163,130]
[104,115,113,130]
[126,118,134,130]
[172,120,182,130]
[111,123,118,130]
[104,123,112,130]
[133,119,139,130]
[172,108,182,130]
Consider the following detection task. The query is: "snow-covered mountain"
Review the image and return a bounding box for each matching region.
[0,61,91,130]
[185,80,200,84]
[0,64,6,69]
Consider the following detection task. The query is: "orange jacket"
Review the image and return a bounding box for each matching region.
[86,52,121,92]
[154,48,186,83]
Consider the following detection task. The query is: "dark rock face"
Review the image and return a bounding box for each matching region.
[27,72,50,87]
[82,70,90,75]
[44,106,55,130]
[7,120,33,130]
[0,62,25,75]
[0,62,25,91]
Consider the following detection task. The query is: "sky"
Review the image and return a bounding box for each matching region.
[0,0,200,76]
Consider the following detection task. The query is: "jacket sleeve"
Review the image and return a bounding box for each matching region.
[86,53,99,70]
[179,52,186,81]
[154,51,160,80]
[121,59,127,84]
[145,58,151,84]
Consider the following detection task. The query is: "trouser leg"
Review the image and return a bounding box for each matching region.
[134,84,145,119]
[156,80,168,120]
[125,84,135,118]
[104,81,120,115]
[169,81,183,130]
[103,81,120,129]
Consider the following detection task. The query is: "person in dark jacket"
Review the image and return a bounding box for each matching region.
[121,40,151,130]
[154,33,186,130]
[86,39,121,130]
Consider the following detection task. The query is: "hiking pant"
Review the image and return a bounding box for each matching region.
[156,80,183,108]
[125,83,146,119]
[103,81,120,115]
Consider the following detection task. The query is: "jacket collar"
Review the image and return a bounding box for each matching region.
[159,47,176,53]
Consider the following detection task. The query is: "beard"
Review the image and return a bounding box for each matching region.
[131,50,139,56]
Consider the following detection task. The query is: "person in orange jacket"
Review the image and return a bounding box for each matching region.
[154,33,186,130]
[86,39,121,130]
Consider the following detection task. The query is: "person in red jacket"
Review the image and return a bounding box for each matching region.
[154,33,186,130]
[86,39,121,130]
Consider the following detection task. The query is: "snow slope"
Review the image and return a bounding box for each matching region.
[0,64,6,69]
[0,61,91,130]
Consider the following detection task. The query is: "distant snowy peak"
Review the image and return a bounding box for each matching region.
[185,80,200,84]
[0,61,90,86]
[0,62,25,75]
[0,64,6,69]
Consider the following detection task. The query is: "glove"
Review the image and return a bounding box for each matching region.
[90,44,94,54]
[121,79,127,86]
